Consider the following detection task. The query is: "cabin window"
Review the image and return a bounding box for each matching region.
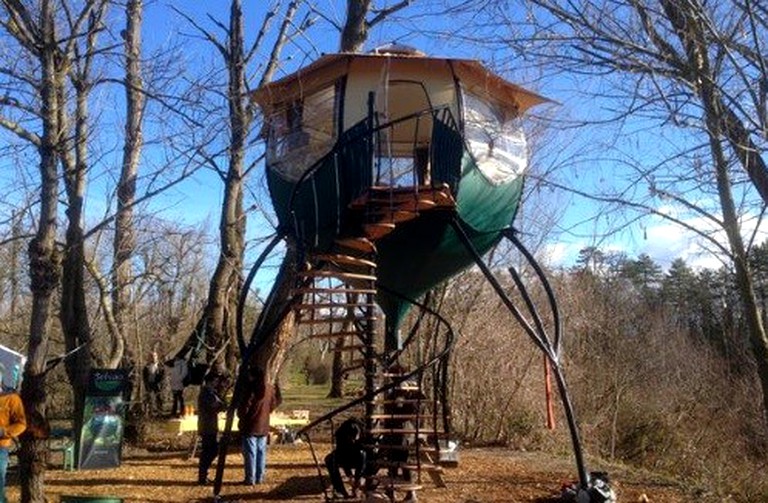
[267,84,338,181]
[461,89,527,185]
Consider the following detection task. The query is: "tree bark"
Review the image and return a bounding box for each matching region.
[60,3,108,451]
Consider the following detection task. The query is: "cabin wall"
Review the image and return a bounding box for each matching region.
[343,58,459,137]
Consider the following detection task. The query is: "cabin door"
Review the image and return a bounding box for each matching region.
[375,80,434,187]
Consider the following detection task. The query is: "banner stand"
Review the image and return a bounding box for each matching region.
[77,369,127,470]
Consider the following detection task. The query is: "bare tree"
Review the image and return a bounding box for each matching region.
[484,0,768,431]
[58,1,110,446]
[171,0,299,376]
[0,0,66,499]
[339,0,412,52]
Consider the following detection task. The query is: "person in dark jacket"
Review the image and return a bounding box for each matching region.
[237,366,281,485]
[325,417,368,499]
[197,371,228,485]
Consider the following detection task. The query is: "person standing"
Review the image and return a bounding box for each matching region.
[0,364,26,503]
[168,357,188,417]
[237,366,281,485]
[142,351,164,416]
[197,371,228,485]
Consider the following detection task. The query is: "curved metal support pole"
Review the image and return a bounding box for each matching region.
[213,234,302,497]
[236,232,284,354]
[450,218,589,490]
[501,228,564,356]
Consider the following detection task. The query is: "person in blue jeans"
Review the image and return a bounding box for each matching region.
[237,366,281,485]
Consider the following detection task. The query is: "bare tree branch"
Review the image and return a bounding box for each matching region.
[0,114,42,146]
[368,0,411,28]
[171,6,228,60]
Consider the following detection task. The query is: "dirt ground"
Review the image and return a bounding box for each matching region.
[7,441,698,503]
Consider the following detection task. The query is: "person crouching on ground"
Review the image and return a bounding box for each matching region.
[325,417,368,500]
[237,365,281,485]
[197,370,228,485]
[0,364,26,503]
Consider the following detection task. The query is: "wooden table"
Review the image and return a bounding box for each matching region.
[163,411,309,435]
[163,411,310,458]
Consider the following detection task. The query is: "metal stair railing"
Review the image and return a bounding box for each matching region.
[285,104,462,251]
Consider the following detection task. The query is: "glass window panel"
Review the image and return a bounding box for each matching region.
[462,89,528,185]
[267,85,337,181]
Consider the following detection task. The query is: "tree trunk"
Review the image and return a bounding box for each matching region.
[60,3,108,446]
[20,3,60,501]
[329,337,346,398]
[18,374,48,503]
[251,245,299,380]
[112,0,145,370]
[340,0,371,52]
[60,67,92,421]
[202,0,247,368]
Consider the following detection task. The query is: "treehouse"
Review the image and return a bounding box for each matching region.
[218,46,610,502]
[252,45,548,349]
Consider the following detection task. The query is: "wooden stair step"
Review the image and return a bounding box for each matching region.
[295,303,375,310]
[299,270,377,281]
[307,330,367,338]
[402,463,443,472]
[292,287,377,295]
[363,185,453,204]
[298,316,378,325]
[380,372,414,378]
[376,460,443,472]
[366,209,418,224]
[370,414,432,420]
[364,222,396,240]
[371,398,427,405]
[383,482,422,492]
[312,253,377,268]
[306,333,365,340]
[335,237,376,253]
[368,444,435,454]
[394,199,437,211]
[368,428,445,435]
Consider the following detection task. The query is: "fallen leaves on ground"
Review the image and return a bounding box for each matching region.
[9,443,695,502]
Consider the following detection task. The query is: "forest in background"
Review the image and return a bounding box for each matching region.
[2,0,768,502]
[2,219,767,499]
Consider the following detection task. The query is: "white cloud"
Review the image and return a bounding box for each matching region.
[541,210,768,272]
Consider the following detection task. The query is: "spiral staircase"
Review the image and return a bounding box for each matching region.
[291,184,456,502]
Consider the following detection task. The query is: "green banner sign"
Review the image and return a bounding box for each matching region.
[78,369,127,470]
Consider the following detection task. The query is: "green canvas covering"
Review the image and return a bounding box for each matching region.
[375,153,524,341]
